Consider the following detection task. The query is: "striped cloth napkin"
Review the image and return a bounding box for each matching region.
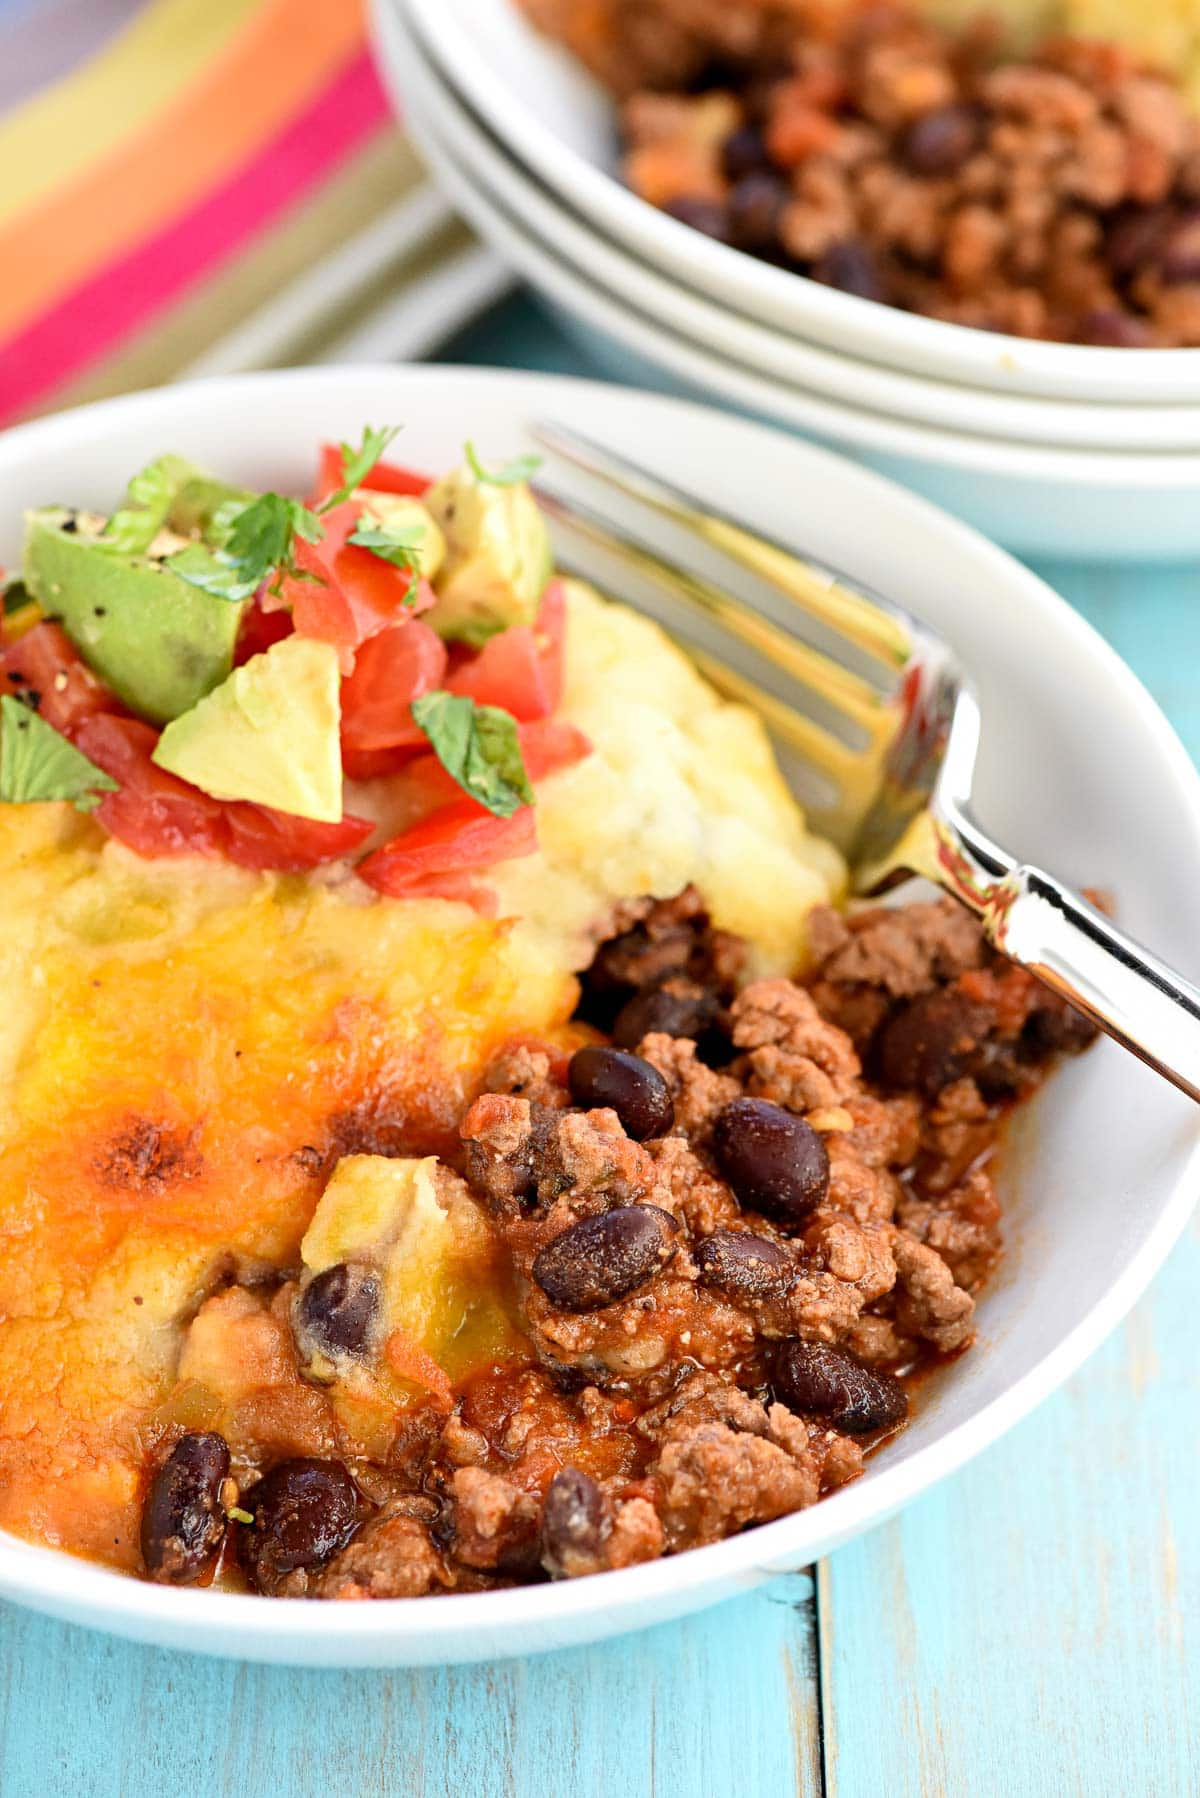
[0,0,505,426]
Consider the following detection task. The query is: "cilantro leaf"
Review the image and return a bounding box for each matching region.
[169,491,325,602]
[347,519,425,604]
[164,543,263,605]
[464,441,542,488]
[411,691,534,819]
[0,696,118,813]
[100,453,190,557]
[320,425,403,513]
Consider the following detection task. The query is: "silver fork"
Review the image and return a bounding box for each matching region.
[531,418,1200,1105]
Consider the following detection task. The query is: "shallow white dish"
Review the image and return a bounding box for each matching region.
[402,0,1200,405]
[400,14,1200,456]
[1,364,1199,1666]
[385,27,1200,560]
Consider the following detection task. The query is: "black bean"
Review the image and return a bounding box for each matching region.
[712,1098,830,1230]
[532,1205,677,1311]
[568,1045,675,1141]
[875,990,993,1097]
[901,104,981,176]
[612,981,720,1049]
[241,1458,360,1593]
[1159,209,1200,284]
[1105,205,1170,279]
[721,123,770,182]
[540,1468,610,1578]
[1076,308,1152,348]
[662,195,730,242]
[140,1431,230,1584]
[773,1339,908,1434]
[695,1228,797,1302]
[1023,998,1099,1055]
[728,171,789,252]
[294,1261,380,1360]
[813,240,884,303]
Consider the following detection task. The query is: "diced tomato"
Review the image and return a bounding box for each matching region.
[0,621,118,735]
[444,624,553,720]
[273,503,435,674]
[74,715,226,858]
[314,444,432,505]
[518,717,592,782]
[358,801,536,895]
[443,581,569,722]
[534,579,567,713]
[235,598,293,665]
[222,803,373,872]
[340,618,447,754]
[386,872,499,915]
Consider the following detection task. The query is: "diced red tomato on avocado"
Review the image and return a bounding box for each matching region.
[0,622,120,735]
[313,444,432,505]
[358,801,537,898]
[268,502,435,674]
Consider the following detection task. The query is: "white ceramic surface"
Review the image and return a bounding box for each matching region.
[383,27,1200,560]
[1,366,1198,1666]
[402,0,1200,405]
[400,17,1200,456]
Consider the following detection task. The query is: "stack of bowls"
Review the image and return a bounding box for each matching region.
[374,0,1200,559]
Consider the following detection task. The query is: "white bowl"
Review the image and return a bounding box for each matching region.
[1,365,1199,1665]
[402,0,1200,405]
[398,12,1200,456]
[384,29,1200,560]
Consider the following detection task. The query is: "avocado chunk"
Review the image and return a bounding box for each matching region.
[151,635,343,822]
[23,507,245,726]
[357,491,446,582]
[422,463,551,647]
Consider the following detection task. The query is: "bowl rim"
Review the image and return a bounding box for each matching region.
[399,0,1200,404]
[398,61,1200,487]
[2,362,1199,1660]
[398,15,1200,456]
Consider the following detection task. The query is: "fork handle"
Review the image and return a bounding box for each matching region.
[977,865,1200,1103]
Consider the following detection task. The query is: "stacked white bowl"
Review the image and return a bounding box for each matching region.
[374,0,1200,559]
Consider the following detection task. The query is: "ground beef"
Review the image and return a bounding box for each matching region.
[522,0,1200,346]
[155,889,1093,1599]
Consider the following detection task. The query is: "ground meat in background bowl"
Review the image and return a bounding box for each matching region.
[520,0,1200,346]
[140,889,1096,1598]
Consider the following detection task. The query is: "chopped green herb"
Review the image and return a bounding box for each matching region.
[164,542,263,605]
[464,441,542,488]
[347,519,424,603]
[411,690,534,819]
[320,424,403,512]
[100,453,190,557]
[0,695,117,812]
[169,491,325,602]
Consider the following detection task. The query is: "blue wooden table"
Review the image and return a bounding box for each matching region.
[3,294,1198,1798]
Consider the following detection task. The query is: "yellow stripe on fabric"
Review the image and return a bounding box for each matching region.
[0,0,260,220]
[39,136,430,412]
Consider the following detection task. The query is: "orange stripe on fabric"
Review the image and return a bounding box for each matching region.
[0,0,261,220]
[0,0,367,341]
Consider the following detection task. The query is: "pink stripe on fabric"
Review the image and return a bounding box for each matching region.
[0,50,390,422]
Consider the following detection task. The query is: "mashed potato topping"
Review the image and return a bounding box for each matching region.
[491,582,845,976]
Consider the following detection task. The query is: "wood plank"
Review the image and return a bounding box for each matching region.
[0,1571,824,1798]
[820,558,1200,1798]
